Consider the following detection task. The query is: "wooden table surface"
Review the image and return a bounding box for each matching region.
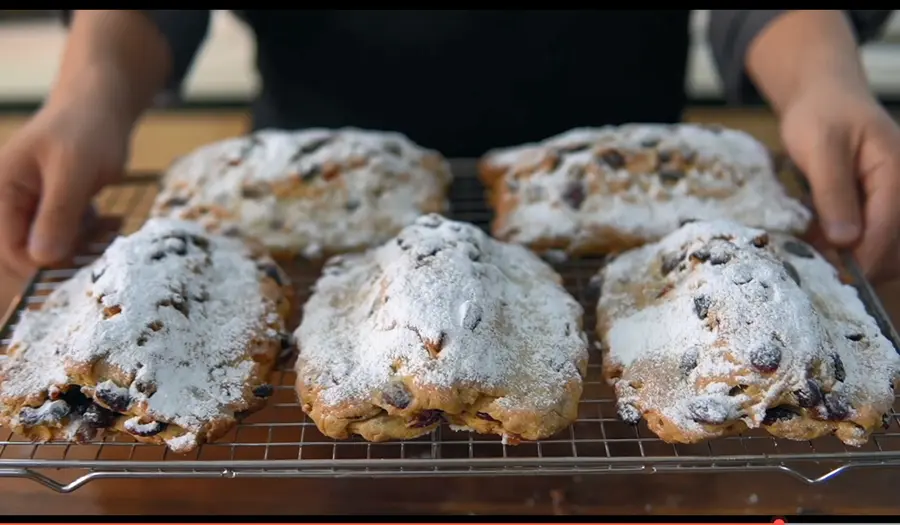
[0,107,898,515]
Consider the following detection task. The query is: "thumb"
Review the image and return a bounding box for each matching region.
[27,160,98,266]
[794,131,863,247]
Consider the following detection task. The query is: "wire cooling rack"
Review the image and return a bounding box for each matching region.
[2,160,900,494]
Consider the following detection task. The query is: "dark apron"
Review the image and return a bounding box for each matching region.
[239,10,692,157]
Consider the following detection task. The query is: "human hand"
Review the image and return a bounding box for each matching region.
[779,83,900,283]
[0,101,129,280]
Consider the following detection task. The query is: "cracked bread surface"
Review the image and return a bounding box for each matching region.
[152,128,452,259]
[595,220,900,446]
[479,124,811,256]
[294,214,589,442]
[0,218,291,453]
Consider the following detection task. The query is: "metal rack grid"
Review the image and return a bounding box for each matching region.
[2,160,900,494]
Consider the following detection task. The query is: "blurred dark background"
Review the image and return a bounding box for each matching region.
[0,10,897,111]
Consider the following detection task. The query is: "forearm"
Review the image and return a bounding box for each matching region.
[746,10,869,115]
[48,10,172,126]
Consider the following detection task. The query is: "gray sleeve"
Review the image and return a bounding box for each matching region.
[707,10,894,104]
[58,10,212,98]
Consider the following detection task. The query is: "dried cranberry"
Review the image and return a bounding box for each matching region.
[562,182,586,210]
[762,406,799,425]
[749,343,782,373]
[83,403,117,429]
[688,398,728,425]
[252,384,274,398]
[409,409,443,428]
[95,382,132,412]
[693,295,711,320]
[795,380,823,408]
[382,383,412,410]
[617,402,642,425]
[679,347,699,377]
[824,393,851,421]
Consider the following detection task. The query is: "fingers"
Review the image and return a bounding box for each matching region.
[27,150,97,266]
[801,130,864,247]
[0,153,39,279]
[856,154,900,282]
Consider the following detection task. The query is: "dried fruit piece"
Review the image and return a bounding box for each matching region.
[252,384,274,398]
[562,182,586,210]
[94,381,132,412]
[382,383,412,410]
[824,392,851,421]
[709,252,731,266]
[598,150,625,169]
[258,264,284,286]
[660,252,685,276]
[617,402,642,425]
[751,233,769,248]
[409,409,443,428]
[83,403,117,429]
[459,301,483,331]
[18,400,71,427]
[689,249,711,263]
[679,347,699,377]
[693,295,711,320]
[749,343,782,373]
[476,411,498,422]
[831,354,846,382]
[659,169,685,185]
[688,398,729,425]
[762,406,799,425]
[795,379,823,408]
[783,261,801,286]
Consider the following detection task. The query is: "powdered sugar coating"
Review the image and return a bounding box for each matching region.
[152,128,452,258]
[295,214,589,440]
[482,124,811,254]
[0,218,288,450]
[596,220,900,445]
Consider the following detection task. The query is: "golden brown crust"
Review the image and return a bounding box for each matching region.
[152,128,453,259]
[0,219,292,452]
[480,125,811,256]
[596,220,900,446]
[294,214,589,443]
